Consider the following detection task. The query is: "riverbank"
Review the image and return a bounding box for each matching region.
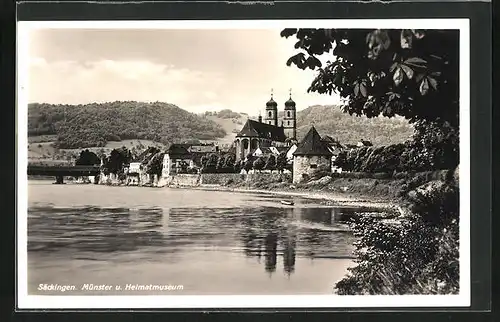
[184,176,407,214]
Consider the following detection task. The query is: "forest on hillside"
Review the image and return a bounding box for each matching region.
[295,105,414,145]
[28,102,227,149]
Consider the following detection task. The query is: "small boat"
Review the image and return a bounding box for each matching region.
[280,200,294,206]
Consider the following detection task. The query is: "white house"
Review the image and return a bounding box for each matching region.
[162,144,195,177]
[286,144,298,161]
[128,162,142,174]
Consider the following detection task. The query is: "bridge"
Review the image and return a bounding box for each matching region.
[27,165,101,184]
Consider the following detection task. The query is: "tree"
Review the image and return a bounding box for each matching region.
[216,155,225,172]
[234,160,243,173]
[75,149,100,166]
[243,158,254,173]
[103,147,132,175]
[202,153,219,173]
[253,157,265,173]
[264,154,277,171]
[276,152,288,174]
[146,151,165,180]
[223,153,236,170]
[280,29,459,129]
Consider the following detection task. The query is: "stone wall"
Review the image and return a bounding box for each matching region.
[293,155,331,184]
[200,173,245,185]
[158,174,201,187]
[246,172,287,182]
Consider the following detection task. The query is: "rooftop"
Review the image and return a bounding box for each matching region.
[236,119,287,142]
[293,126,333,156]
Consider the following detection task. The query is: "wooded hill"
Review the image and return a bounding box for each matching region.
[28,101,227,149]
[28,102,414,151]
[294,105,414,146]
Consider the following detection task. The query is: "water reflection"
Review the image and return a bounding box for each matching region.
[28,204,359,277]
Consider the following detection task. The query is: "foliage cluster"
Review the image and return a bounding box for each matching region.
[281,29,459,129]
[75,149,101,166]
[145,151,165,178]
[200,153,237,173]
[241,152,289,174]
[212,109,242,119]
[335,180,459,295]
[28,101,226,149]
[334,119,458,173]
[100,146,132,176]
[282,28,460,295]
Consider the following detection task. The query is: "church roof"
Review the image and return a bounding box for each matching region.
[236,119,287,142]
[165,144,192,158]
[132,147,161,163]
[321,135,337,143]
[293,126,333,156]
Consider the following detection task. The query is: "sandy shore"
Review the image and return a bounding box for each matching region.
[185,184,402,213]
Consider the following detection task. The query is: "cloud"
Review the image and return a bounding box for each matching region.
[26,29,342,114]
[28,57,226,109]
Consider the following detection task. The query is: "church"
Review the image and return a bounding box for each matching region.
[235,91,297,162]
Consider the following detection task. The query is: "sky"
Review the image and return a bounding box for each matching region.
[26,28,342,114]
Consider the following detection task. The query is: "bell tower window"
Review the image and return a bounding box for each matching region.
[268,111,272,117]
[287,111,291,118]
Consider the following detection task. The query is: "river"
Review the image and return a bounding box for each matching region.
[26,180,381,295]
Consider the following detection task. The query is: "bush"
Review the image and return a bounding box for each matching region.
[334,120,458,174]
[335,180,459,295]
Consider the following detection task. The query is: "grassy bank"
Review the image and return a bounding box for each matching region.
[204,172,408,205]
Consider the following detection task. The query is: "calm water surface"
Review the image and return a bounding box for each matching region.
[27,180,378,295]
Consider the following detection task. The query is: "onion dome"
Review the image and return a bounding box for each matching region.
[266,89,278,109]
[284,89,296,109]
[284,97,296,109]
[266,97,278,109]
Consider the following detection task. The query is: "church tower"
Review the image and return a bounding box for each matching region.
[283,89,297,140]
[265,89,278,126]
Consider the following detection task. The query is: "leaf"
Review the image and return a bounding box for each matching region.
[427,76,438,90]
[360,83,368,97]
[420,78,429,95]
[280,29,297,38]
[404,57,427,66]
[393,67,404,86]
[390,62,398,72]
[415,73,425,83]
[400,29,413,49]
[368,72,376,83]
[354,83,360,97]
[379,30,391,50]
[400,64,414,79]
[366,31,376,48]
[412,29,425,39]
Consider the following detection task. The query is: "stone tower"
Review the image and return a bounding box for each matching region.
[265,90,278,126]
[283,89,297,140]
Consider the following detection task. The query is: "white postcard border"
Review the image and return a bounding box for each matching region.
[17,18,471,309]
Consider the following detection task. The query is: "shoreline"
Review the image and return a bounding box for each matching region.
[183,184,402,212]
[27,178,402,212]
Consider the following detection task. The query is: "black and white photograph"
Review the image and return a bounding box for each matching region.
[17,19,470,309]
